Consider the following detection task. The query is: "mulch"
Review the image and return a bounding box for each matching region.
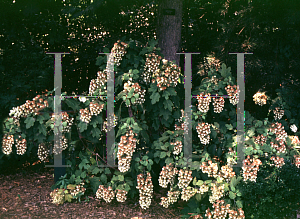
[0,164,184,219]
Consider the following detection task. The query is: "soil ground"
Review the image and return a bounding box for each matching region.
[0,163,184,219]
[1,162,300,219]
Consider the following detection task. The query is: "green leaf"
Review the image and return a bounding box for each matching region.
[255,120,263,127]
[91,128,101,139]
[127,88,135,98]
[118,175,124,181]
[37,114,46,124]
[25,117,35,129]
[229,191,236,199]
[92,167,101,175]
[100,174,107,184]
[195,193,202,201]
[104,168,111,175]
[196,180,204,186]
[81,171,87,178]
[225,124,233,130]
[165,157,173,165]
[38,124,47,136]
[151,92,160,104]
[160,151,167,158]
[236,199,243,208]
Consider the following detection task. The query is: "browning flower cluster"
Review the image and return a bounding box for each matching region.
[253,91,267,106]
[116,189,128,202]
[158,163,178,188]
[196,122,211,145]
[150,58,181,91]
[269,156,285,168]
[225,85,240,105]
[205,200,245,219]
[242,155,262,182]
[142,53,162,84]
[177,169,193,189]
[197,93,211,113]
[117,128,138,172]
[212,94,225,113]
[273,107,284,120]
[96,185,115,203]
[136,172,153,209]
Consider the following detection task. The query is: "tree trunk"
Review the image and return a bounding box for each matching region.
[156,0,183,66]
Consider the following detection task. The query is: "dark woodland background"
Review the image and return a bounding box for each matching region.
[1,0,300,149]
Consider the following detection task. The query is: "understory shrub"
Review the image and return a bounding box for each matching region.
[238,159,300,219]
[1,37,300,219]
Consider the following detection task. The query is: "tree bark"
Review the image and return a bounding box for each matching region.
[156,0,183,66]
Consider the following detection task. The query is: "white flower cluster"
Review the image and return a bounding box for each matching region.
[290,124,298,133]
[117,128,137,172]
[212,94,225,113]
[89,40,128,96]
[52,135,69,155]
[159,190,180,208]
[273,107,284,120]
[79,108,92,123]
[197,183,209,195]
[225,85,240,105]
[89,70,108,96]
[270,140,286,153]
[111,40,129,66]
[158,163,178,188]
[171,140,182,155]
[253,134,267,146]
[290,135,300,145]
[96,185,115,203]
[205,200,245,219]
[150,60,181,91]
[242,155,262,182]
[37,143,49,162]
[123,80,146,107]
[50,112,74,133]
[269,156,285,168]
[227,147,238,167]
[181,186,197,201]
[209,182,225,204]
[142,53,162,84]
[136,172,153,209]
[200,160,218,178]
[253,91,267,106]
[2,134,14,155]
[50,188,65,205]
[15,135,27,155]
[294,155,300,168]
[102,114,118,133]
[217,165,236,183]
[177,169,193,189]
[69,182,86,198]
[196,122,211,145]
[89,101,104,116]
[268,122,288,142]
[197,93,211,113]
[116,189,128,202]
[9,94,49,119]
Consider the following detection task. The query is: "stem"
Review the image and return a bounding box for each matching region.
[128,106,137,123]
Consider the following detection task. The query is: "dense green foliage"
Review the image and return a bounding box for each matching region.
[1,38,300,218]
[238,159,300,218]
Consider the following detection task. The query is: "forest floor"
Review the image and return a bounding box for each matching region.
[0,162,183,219]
